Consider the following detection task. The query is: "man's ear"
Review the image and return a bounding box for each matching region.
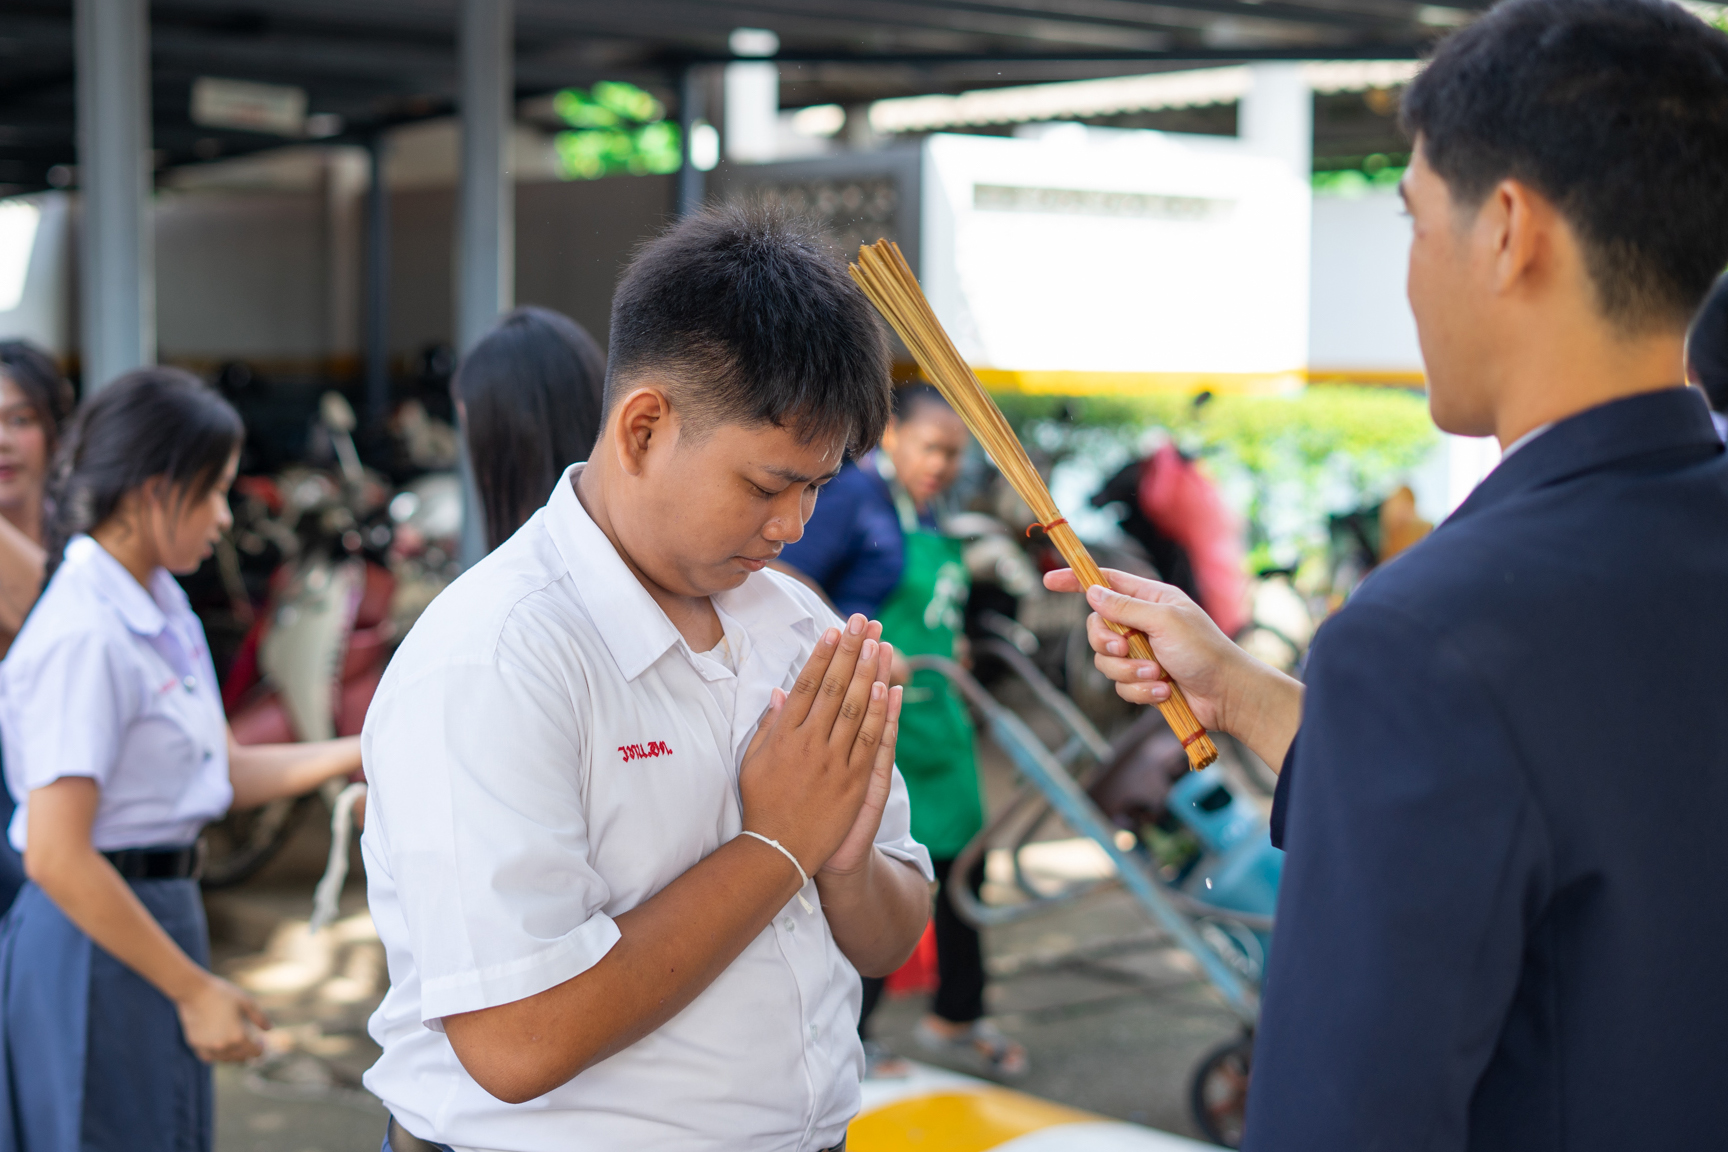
[1485,177,1560,304]
[608,384,673,478]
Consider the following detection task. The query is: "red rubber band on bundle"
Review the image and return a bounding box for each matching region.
[1179,729,1207,749]
[1025,517,1068,539]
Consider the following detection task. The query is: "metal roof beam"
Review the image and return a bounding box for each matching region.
[809,0,1423,35]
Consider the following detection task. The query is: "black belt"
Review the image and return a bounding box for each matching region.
[102,843,203,881]
[386,1116,845,1151]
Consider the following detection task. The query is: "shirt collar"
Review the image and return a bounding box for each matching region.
[543,465,818,683]
[1448,387,1723,526]
[1498,421,1553,461]
[62,534,177,637]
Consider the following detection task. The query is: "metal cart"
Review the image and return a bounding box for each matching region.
[914,639,1281,1147]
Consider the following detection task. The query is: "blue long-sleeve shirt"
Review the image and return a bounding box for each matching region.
[1251,388,1728,1151]
[779,458,905,620]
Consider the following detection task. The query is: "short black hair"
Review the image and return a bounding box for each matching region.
[0,340,75,458]
[892,382,954,425]
[454,306,606,552]
[1689,273,1728,413]
[605,201,892,456]
[1401,0,1728,332]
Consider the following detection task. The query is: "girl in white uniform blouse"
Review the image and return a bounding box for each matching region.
[0,340,75,917]
[0,369,364,1152]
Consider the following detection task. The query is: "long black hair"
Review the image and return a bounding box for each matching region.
[0,340,76,459]
[453,306,606,552]
[45,367,244,577]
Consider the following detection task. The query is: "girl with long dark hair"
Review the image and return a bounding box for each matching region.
[0,341,75,914]
[0,340,74,651]
[452,306,606,552]
[0,368,362,1152]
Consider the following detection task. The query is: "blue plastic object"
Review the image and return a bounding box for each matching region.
[1167,766,1283,978]
[1167,765,1261,858]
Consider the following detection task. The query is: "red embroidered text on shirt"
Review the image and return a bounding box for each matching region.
[619,740,673,763]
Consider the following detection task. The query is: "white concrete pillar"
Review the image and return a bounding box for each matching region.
[1239,63,1313,183]
[1240,63,1313,376]
[75,0,154,390]
[724,28,779,164]
[457,0,513,355]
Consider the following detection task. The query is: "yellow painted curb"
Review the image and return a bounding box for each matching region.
[849,1086,1096,1152]
[972,368,1305,397]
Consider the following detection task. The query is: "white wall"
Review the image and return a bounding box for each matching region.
[1308,190,1422,376]
[388,174,675,361]
[922,129,1311,383]
[1409,431,1503,525]
[0,194,72,358]
[154,190,330,362]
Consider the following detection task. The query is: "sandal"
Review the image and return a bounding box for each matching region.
[914,1017,1029,1079]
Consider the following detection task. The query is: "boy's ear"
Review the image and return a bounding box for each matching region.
[610,384,673,478]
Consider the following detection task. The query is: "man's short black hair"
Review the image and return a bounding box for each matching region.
[1401,0,1728,333]
[891,381,953,425]
[605,201,892,456]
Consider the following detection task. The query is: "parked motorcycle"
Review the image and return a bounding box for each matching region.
[199,393,460,888]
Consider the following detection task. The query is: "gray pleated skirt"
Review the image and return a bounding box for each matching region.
[0,877,213,1152]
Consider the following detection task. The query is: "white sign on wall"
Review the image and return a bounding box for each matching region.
[919,129,1311,395]
[191,77,308,137]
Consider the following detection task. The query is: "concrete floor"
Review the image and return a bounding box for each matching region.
[208,884,1242,1152]
[867,886,1244,1137]
[205,680,1253,1151]
[207,804,389,1152]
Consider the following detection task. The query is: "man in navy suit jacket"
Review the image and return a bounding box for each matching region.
[1048,1,1728,1148]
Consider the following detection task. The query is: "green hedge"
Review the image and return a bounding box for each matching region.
[996,385,1439,571]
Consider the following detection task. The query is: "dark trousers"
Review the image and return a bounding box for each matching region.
[383,1117,454,1152]
[860,856,986,1037]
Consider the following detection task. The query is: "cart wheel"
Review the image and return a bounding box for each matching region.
[1189,1033,1253,1148]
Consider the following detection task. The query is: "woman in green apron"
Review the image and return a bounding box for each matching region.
[783,384,1026,1078]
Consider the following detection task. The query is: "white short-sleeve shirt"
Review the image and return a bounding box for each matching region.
[1,534,232,851]
[360,465,934,1152]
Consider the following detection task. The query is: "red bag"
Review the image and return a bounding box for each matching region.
[1138,443,1250,638]
[883,922,940,997]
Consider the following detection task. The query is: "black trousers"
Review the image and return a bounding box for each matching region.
[860,856,986,1037]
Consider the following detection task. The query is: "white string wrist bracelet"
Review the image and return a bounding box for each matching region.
[739,831,815,914]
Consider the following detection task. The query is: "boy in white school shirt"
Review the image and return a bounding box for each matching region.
[359,203,935,1152]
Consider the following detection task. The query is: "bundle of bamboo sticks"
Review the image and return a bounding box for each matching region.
[849,239,1218,770]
